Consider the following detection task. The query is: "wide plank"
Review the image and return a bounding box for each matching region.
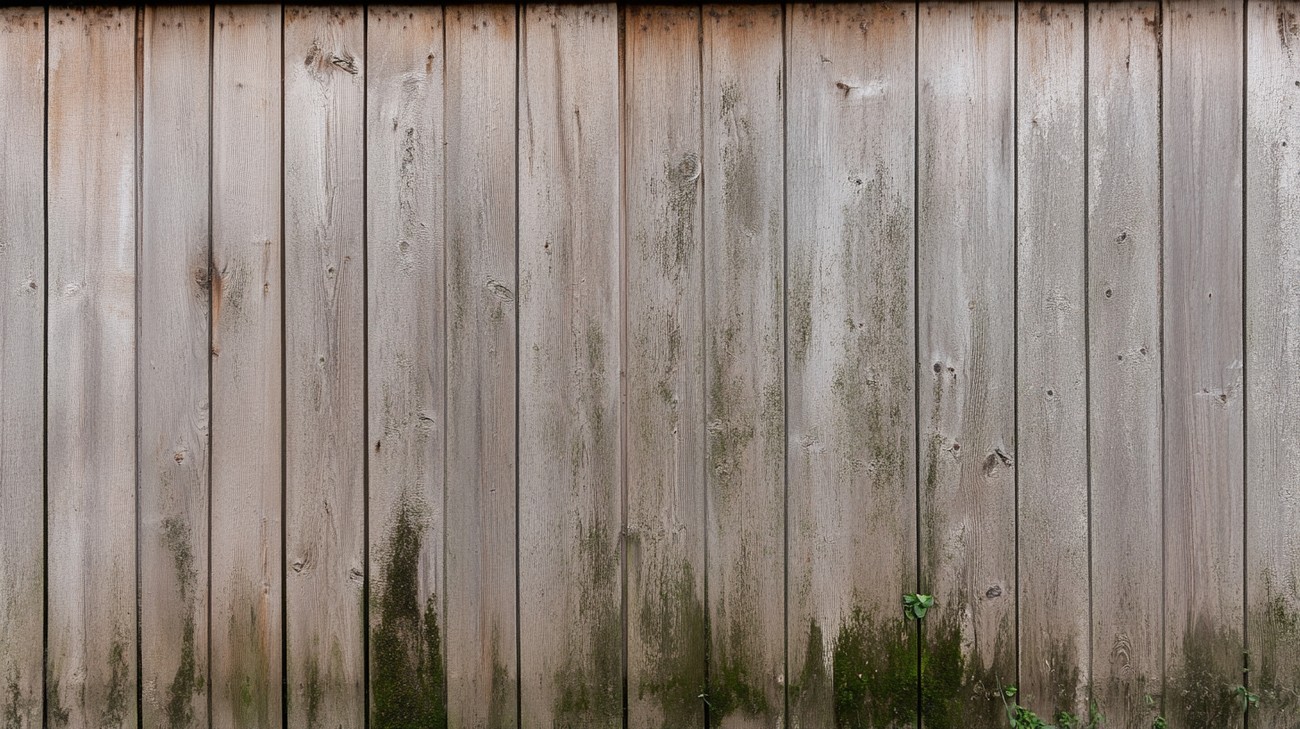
[46,7,139,728]
[623,6,707,729]
[517,5,623,727]
[365,7,446,727]
[444,5,519,727]
[784,4,917,728]
[283,7,366,727]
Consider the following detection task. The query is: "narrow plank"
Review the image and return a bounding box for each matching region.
[46,7,139,728]
[283,7,366,727]
[1015,3,1089,722]
[623,6,706,728]
[784,5,917,728]
[1161,3,1246,727]
[210,6,283,727]
[0,8,45,729]
[517,5,622,727]
[1245,2,1300,725]
[702,6,786,727]
[916,4,1017,727]
[365,7,446,728]
[139,7,211,727]
[443,6,519,727]
[1087,5,1164,728]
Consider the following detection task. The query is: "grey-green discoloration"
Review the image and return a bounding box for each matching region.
[1166,616,1243,728]
[920,600,1007,729]
[303,655,322,728]
[792,611,918,729]
[636,560,707,727]
[371,501,446,729]
[553,524,621,727]
[5,672,26,729]
[708,607,771,721]
[162,517,202,728]
[103,633,130,728]
[1251,571,1300,721]
[224,572,275,728]
[48,678,70,728]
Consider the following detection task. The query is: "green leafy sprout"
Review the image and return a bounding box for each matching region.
[902,593,934,621]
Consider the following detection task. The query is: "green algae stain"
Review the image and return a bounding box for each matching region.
[225,573,274,728]
[302,655,322,728]
[637,560,707,728]
[920,607,1004,729]
[162,517,202,729]
[103,633,131,728]
[1166,616,1242,728]
[47,678,70,728]
[790,620,831,716]
[486,631,513,729]
[553,523,621,727]
[4,672,25,729]
[831,608,918,728]
[372,501,447,729]
[1250,571,1300,721]
[707,603,770,722]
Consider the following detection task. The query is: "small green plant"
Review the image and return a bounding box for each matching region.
[997,686,1103,729]
[1152,716,1167,729]
[1233,684,1259,711]
[902,593,934,620]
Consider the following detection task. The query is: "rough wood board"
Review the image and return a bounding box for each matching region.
[283,7,366,727]
[365,7,446,728]
[1161,3,1246,727]
[784,4,917,728]
[702,6,786,728]
[1246,2,1300,726]
[917,4,1017,727]
[210,6,283,727]
[623,6,706,729]
[443,6,518,727]
[0,8,44,729]
[1086,5,1164,727]
[139,7,211,727]
[517,5,623,727]
[1015,3,1089,721]
[46,7,139,728]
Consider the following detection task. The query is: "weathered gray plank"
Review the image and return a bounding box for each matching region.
[1246,2,1300,726]
[283,7,366,727]
[443,5,518,727]
[1015,3,1089,722]
[917,3,1016,726]
[139,8,210,727]
[1087,5,1164,728]
[1162,3,1246,727]
[210,6,283,727]
[623,6,706,728]
[784,4,916,728]
[517,5,622,727]
[46,7,139,728]
[365,7,446,728]
[0,8,44,729]
[702,6,786,727]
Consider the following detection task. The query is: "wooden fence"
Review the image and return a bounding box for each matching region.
[1,3,1298,728]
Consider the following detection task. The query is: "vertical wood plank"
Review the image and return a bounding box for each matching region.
[1247,2,1300,725]
[784,5,917,728]
[283,7,366,727]
[1015,3,1089,721]
[444,6,519,727]
[1162,3,1246,727]
[139,8,211,727]
[365,7,446,727]
[917,4,1016,727]
[210,6,283,727]
[702,6,786,727]
[623,6,706,728]
[46,7,139,728]
[517,5,622,727]
[0,8,44,729]
[1087,5,1164,727]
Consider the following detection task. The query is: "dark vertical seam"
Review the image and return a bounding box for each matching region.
[361,6,371,729]
[913,3,923,726]
[514,6,523,728]
[206,6,216,728]
[41,6,50,727]
[617,6,630,729]
[134,6,144,727]
[698,6,710,727]
[1157,0,1167,720]
[279,5,289,726]
[1082,0,1095,719]
[780,6,790,729]
[1241,2,1250,726]
[1012,0,1022,699]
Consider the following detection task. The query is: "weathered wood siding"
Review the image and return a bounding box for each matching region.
[1,4,1296,728]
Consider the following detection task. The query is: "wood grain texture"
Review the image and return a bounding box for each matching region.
[623,7,706,729]
[46,7,139,728]
[784,5,917,728]
[283,7,366,727]
[517,5,622,727]
[1246,2,1300,726]
[443,6,518,727]
[1087,5,1164,727]
[365,7,446,728]
[702,6,786,728]
[210,6,283,727]
[139,8,211,727]
[1014,3,1089,721]
[917,4,1016,727]
[1162,4,1246,727]
[0,8,44,729]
